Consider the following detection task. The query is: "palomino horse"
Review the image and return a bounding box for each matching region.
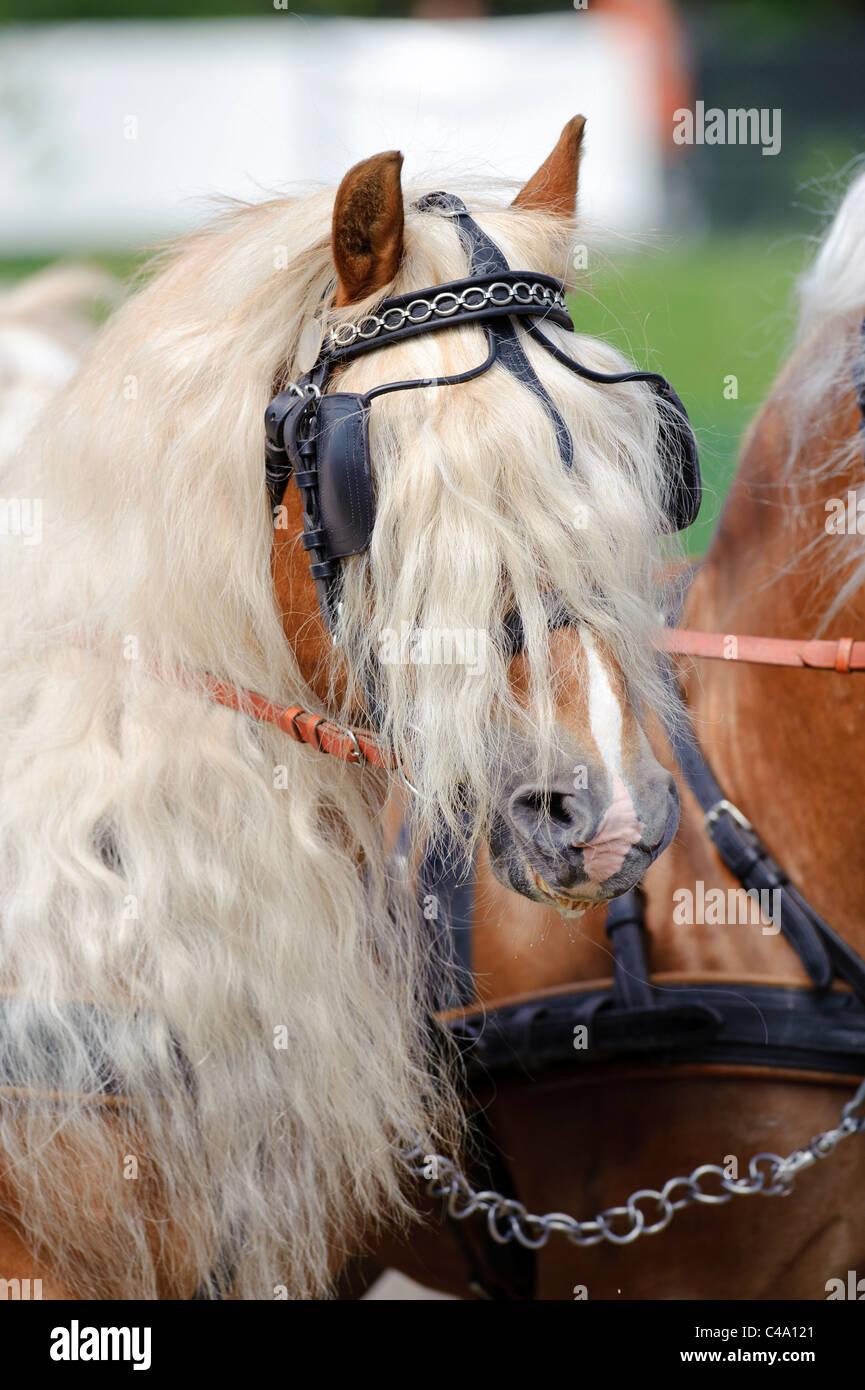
[0,120,696,1299]
[363,169,865,1300]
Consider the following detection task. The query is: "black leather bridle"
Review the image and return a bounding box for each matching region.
[264,191,701,635]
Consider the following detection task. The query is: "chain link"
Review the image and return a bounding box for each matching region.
[327,280,567,352]
[405,1075,865,1250]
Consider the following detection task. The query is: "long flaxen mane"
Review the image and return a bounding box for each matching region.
[0,180,674,1299]
[766,165,865,620]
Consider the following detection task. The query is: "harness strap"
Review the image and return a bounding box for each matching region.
[200,680,395,770]
[664,668,865,1004]
[417,816,476,1010]
[190,618,865,775]
[322,272,572,363]
[416,192,574,466]
[705,813,865,1005]
[445,979,865,1080]
[708,813,833,988]
[605,886,654,1009]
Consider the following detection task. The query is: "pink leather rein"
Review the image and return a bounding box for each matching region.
[200,628,865,772]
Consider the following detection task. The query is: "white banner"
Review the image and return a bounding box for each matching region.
[0,12,662,253]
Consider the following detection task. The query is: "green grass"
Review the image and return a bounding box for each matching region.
[0,254,145,285]
[1,234,808,552]
[570,234,808,552]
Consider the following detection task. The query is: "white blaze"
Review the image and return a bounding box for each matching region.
[580,627,624,778]
[579,628,643,882]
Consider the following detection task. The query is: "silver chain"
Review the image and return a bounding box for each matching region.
[327,279,567,353]
[404,1074,865,1249]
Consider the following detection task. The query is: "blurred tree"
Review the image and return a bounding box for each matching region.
[0,0,862,27]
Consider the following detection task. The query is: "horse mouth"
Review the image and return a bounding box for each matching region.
[530,867,591,917]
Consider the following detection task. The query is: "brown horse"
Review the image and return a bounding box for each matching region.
[361,173,865,1300]
[0,122,693,1299]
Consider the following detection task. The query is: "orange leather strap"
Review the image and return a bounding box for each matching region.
[200,625,865,771]
[192,623,865,770]
[657,628,865,671]
[201,680,395,770]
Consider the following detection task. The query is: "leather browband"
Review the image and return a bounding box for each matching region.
[323,272,573,363]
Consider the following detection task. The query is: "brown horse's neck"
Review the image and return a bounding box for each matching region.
[657,344,865,965]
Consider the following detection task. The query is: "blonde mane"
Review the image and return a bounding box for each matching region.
[0,183,675,1298]
[760,166,865,623]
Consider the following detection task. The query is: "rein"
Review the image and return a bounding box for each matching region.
[199,678,396,770]
[198,623,865,773]
[657,627,865,672]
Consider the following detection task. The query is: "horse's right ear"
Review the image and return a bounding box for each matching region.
[512,116,586,217]
[332,151,405,307]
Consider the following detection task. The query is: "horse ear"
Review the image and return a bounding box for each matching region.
[512,116,586,217]
[332,151,405,307]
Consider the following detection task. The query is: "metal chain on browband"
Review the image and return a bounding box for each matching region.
[405,1073,865,1249]
[325,274,571,357]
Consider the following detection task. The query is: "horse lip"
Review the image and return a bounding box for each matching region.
[530,867,590,916]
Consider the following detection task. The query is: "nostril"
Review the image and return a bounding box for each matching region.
[508,784,594,852]
[516,790,572,829]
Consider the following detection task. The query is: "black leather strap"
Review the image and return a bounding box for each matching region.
[525,321,701,529]
[662,669,865,1001]
[417,815,476,1010]
[605,887,654,1009]
[418,192,575,467]
[447,979,865,1080]
[325,272,572,364]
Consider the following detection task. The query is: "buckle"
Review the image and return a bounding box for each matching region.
[705,798,753,832]
[327,721,364,765]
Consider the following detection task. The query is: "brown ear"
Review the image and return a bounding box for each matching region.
[512,116,586,217]
[332,151,405,307]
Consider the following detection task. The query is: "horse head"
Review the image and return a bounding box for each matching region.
[271,120,695,913]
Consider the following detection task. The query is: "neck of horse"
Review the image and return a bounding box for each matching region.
[660,348,865,970]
